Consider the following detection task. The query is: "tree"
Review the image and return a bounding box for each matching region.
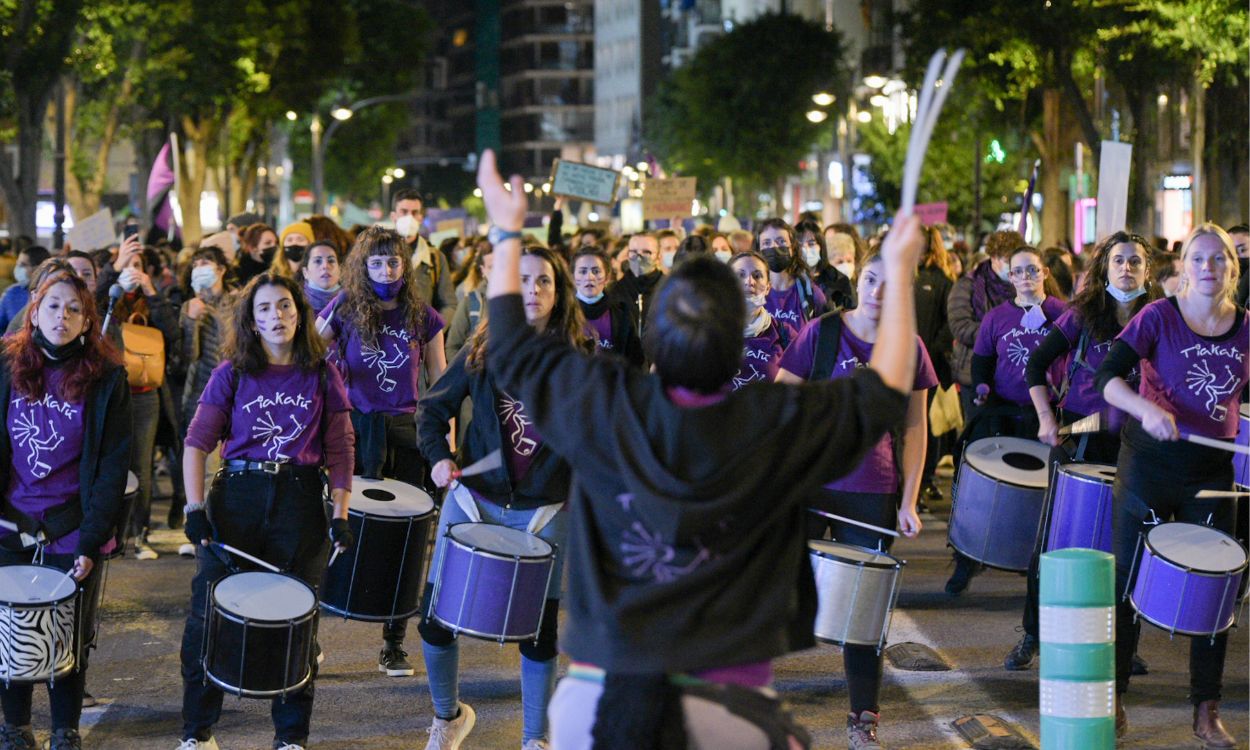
[0,0,87,239]
[645,13,850,202]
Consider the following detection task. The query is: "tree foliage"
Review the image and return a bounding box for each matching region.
[644,13,850,193]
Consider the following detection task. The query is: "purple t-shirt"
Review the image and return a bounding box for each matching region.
[328,297,445,415]
[3,370,87,554]
[973,297,1067,406]
[731,319,795,391]
[779,319,937,493]
[585,311,615,352]
[1053,308,1136,429]
[765,281,826,329]
[497,392,543,481]
[1116,299,1249,439]
[188,361,352,464]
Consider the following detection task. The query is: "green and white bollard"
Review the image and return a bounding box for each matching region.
[1039,548,1116,750]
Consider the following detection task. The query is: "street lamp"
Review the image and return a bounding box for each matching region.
[331,107,353,122]
[806,110,829,123]
[812,92,836,107]
[863,74,888,89]
[309,92,419,213]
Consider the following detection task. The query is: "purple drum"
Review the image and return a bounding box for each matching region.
[1044,463,1115,553]
[429,523,555,643]
[949,437,1050,571]
[1129,523,1247,638]
[1234,404,1249,488]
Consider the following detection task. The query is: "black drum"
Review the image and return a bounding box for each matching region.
[205,571,317,698]
[320,477,436,621]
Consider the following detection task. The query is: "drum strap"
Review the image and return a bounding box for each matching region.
[0,498,84,551]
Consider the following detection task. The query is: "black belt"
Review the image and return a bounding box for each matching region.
[222,460,320,478]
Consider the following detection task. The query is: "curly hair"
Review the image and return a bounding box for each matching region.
[1069,232,1158,342]
[224,274,326,375]
[465,244,587,371]
[5,272,121,402]
[338,225,429,349]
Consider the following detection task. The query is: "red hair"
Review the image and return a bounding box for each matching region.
[5,272,121,402]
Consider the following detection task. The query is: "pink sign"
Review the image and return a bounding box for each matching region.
[914,201,948,226]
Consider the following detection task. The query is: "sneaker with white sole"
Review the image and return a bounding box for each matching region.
[425,702,475,750]
[521,740,549,750]
[134,540,159,560]
[175,739,219,750]
[847,710,884,750]
[178,543,196,558]
[378,646,415,676]
[274,743,305,750]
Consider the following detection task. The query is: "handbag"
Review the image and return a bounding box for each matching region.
[121,312,166,388]
[930,383,964,436]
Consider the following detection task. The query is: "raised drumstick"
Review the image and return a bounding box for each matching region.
[807,507,900,538]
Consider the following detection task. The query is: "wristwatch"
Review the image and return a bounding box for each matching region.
[488,227,523,245]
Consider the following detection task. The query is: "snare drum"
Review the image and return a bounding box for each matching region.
[205,571,317,698]
[1129,523,1247,638]
[949,437,1050,571]
[1044,463,1115,553]
[0,565,78,684]
[429,523,555,643]
[104,471,140,561]
[320,477,436,621]
[809,541,903,650]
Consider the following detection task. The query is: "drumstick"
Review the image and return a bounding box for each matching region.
[1180,432,1250,456]
[0,518,42,548]
[328,546,342,568]
[900,48,966,214]
[213,542,281,573]
[807,507,900,538]
[451,449,503,479]
[1195,489,1250,498]
[1058,412,1102,436]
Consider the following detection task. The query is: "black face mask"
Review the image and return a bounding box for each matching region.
[261,246,277,264]
[762,247,792,273]
[34,329,86,364]
[283,245,306,264]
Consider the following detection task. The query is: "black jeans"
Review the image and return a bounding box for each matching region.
[808,489,898,715]
[180,469,328,745]
[0,548,102,731]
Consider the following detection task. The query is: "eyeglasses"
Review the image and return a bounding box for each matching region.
[1009,266,1042,279]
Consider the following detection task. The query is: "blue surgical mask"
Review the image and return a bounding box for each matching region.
[576,291,604,304]
[1106,283,1146,303]
[371,278,404,301]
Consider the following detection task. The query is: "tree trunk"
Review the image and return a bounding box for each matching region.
[1038,87,1065,249]
[1124,88,1155,234]
[1190,74,1206,225]
[177,115,215,245]
[0,89,51,240]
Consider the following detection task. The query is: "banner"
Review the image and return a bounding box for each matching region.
[914,201,948,226]
[1095,141,1133,241]
[549,160,621,205]
[642,177,697,219]
[67,208,115,252]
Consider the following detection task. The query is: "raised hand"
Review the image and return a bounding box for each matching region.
[476,149,527,232]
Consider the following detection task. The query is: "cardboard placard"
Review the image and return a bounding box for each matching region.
[913,201,948,226]
[642,177,697,219]
[67,208,114,252]
[1095,141,1133,241]
[549,160,621,205]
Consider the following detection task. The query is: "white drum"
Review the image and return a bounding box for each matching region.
[809,541,904,650]
[0,565,78,684]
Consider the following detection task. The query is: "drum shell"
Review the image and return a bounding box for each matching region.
[949,458,1047,571]
[320,507,435,621]
[1233,406,1248,488]
[205,574,317,698]
[1045,466,1114,553]
[809,544,902,647]
[430,525,555,642]
[1130,526,1246,637]
[0,566,77,684]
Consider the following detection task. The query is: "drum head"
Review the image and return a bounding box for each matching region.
[1146,523,1247,574]
[964,437,1050,488]
[351,476,435,517]
[809,540,898,569]
[448,523,553,559]
[1058,463,1116,484]
[0,565,76,605]
[213,572,316,621]
[125,471,139,495]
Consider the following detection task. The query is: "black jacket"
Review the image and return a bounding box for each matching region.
[579,296,645,367]
[915,265,954,387]
[814,266,856,312]
[0,362,132,560]
[417,347,570,509]
[608,269,665,337]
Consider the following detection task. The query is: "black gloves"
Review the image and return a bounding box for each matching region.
[184,509,212,545]
[329,518,354,551]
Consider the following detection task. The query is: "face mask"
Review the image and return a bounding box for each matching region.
[714,250,732,263]
[762,247,791,273]
[261,246,276,264]
[34,329,85,363]
[745,292,767,310]
[13,266,29,287]
[630,256,656,275]
[803,247,822,268]
[996,262,1011,281]
[1106,283,1146,303]
[834,262,855,279]
[371,278,404,301]
[453,248,470,267]
[576,291,604,304]
[190,266,219,294]
[283,245,306,264]
[661,251,676,270]
[118,268,141,292]
[395,215,421,240]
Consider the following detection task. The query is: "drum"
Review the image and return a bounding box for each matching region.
[320,477,436,621]
[948,437,1050,571]
[205,571,317,698]
[0,565,78,684]
[1234,404,1249,489]
[809,541,903,650]
[429,523,555,643]
[1044,463,1115,553]
[1128,523,1247,638]
[104,471,140,560]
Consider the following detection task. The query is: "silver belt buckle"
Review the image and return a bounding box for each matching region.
[260,461,281,475]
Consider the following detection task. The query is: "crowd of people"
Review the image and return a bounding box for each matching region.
[0,157,1243,750]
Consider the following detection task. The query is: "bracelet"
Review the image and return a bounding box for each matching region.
[184,502,206,513]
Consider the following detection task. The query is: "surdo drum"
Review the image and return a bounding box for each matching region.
[809,541,904,650]
[1044,463,1116,553]
[429,523,556,643]
[0,565,79,684]
[948,437,1050,571]
[1128,523,1247,639]
[204,571,317,698]
[320,477,436,621]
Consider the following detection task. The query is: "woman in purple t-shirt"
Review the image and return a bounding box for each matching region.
[776,248,934,748]
[1095,224,1248,746]
[0,272,131,750]
[571,247,643,367]
[1002,232,1158,672]
[730,252,795,390]
[298,239,342,315]
[177,274,355,750]
[753,218,827,329]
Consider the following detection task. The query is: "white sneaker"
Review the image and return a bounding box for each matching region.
[134,542,159,560]
[274,744,305,750]
[425,702,475,750]
[521,740,549,750]
[178,543,196,558]
[176,738,219,750]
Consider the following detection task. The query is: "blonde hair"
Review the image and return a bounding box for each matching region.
[1179,223,1241,301]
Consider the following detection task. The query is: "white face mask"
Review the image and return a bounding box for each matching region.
[1106,283,1146,303]
[661,250,676,270]
[834,262,854,279]
[714,249,732,263]
[191,266,219,294]
[745,292,767,310]
[13,266,29,287]
[576,291,604,304]
[395,214,421,240]
[803,247,822,268]
[118,267,141,292]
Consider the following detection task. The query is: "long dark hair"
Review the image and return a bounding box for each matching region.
[465,244,587,371]
[752,218,805,277]
[339,226,428,348]
[1070,232,1159,342]
[6,272,121,402]
[225,274,326,374]
[795,219,830,273]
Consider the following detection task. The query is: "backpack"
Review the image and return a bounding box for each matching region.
[121,312,165,388]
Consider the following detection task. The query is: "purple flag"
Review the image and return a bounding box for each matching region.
[146,140,178,236]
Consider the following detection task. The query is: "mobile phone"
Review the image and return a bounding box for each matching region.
[124,224,140,240]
